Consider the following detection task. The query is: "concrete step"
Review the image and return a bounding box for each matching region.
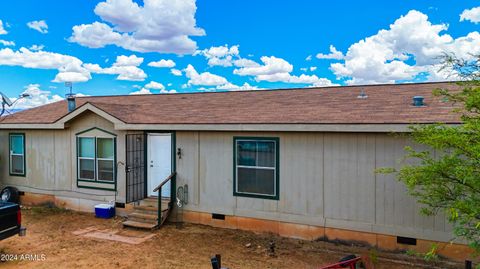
[123,220,157,230]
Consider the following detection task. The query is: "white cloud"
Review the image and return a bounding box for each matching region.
[233,56,335,86]
[216,82,260,91]
[10,84,63,109]
[130,88,152,95]
[148,59,176,68]
[330,10,480,85]
[234,56,293,76]
[170,68,182,76]
[199,45,239,58]
[0,20,7,35]
[0,47,91,83]
[53,72,91,83]
[305,55,312,61]
[316,45,344,60]
[195,45,239,67]
[233,58,259,68]
[70,22,123,48]
[301,66,317,72]
[195,44,260,68]
[29,44,44,51]
[256,73,336,86]
[0,47,149,83]
[460,7,480,24]
[84,55,147,81]
[181,64,262,91]
[27,20,48,34]
[114,54,143,66]
[160,89,177,94]
[0,48,82,69]
[69,0,205,54]
[144,81,165,90]
[197,82,261,92]
[130,86,176,95]
[0,40,14,46]
[184,64,228,86]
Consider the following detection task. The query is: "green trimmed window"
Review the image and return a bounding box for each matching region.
[9,133,25,176]
[77,137,115,182]
[234,137,279,199]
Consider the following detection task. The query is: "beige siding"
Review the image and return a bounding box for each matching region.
[176,131,455,242]
[0,111,126,209]
[0,116,455,242]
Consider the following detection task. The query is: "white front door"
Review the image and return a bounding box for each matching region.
[147,133,172,197]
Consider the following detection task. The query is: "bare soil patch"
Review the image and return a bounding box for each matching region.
[0,207,461,269]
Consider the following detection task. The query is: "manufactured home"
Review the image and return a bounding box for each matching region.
[0,82,470,260]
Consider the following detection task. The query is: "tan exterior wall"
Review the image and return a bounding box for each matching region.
[0,111,127,212]
[175,131,455,245]
[0,115,464,257]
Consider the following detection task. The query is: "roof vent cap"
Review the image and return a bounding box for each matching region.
[66,93,76,112]
[413,96,425,107]
[357,89,368,99]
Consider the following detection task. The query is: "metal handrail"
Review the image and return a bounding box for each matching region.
[153,172,176,192]
[155,171,176,226]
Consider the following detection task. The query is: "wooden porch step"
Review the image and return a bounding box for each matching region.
[122,220,157,230]
[134,205,158,212]
[123,198,172,230]
[139,198,170,209]
[130,212,157,220]
[128,212,158,224]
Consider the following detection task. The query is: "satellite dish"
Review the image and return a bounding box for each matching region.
[0,92,13,107]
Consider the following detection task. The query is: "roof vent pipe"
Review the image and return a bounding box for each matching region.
[357,89,368,99]
[66,94,76,112]
[413,96,425,107]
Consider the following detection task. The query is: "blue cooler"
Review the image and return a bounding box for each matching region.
[94,204,115,218]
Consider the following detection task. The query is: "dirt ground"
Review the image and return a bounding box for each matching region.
[0,207,462,269]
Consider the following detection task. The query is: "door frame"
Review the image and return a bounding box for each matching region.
[145,131,176,201]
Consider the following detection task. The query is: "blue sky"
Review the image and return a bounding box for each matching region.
[0,0,479,108]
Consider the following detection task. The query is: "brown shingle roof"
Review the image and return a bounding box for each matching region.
[0,82,462,125]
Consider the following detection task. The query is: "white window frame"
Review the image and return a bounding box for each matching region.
[77,137,96,181]
[77,136,115,182]
[9,134,25,176]
[96,137,115,183]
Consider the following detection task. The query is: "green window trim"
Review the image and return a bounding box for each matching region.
[233,137,280,200]
[9,133,26,177]
[76,135,117,188]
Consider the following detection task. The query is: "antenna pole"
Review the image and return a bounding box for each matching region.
[0,101,5,117]
[65,82,73,96]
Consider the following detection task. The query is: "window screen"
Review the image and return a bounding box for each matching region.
[234,138,278,199]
